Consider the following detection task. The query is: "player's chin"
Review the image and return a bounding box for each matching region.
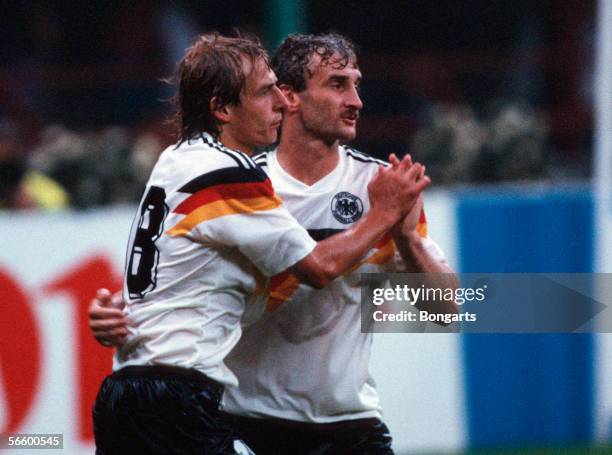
[259,129,279,146]
[337,125,357,141]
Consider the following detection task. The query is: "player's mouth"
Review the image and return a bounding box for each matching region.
[341,112,359,126]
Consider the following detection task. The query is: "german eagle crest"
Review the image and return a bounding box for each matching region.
[331,191,364,224]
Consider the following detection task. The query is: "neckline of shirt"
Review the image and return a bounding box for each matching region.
[269,147,345,192]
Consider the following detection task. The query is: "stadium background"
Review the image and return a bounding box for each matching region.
[1,1,611,453]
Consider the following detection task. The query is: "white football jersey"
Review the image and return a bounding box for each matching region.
[223,146,446,422]
[114,134,316,387]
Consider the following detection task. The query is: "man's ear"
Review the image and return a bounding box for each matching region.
[211,96,230,123]
[279,84,300,113]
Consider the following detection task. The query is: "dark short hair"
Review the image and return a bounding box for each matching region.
[271,33,358,92]
[172,32,270,144]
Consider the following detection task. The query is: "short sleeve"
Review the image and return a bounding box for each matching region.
[420,236,448,264]
[165,165,316,276]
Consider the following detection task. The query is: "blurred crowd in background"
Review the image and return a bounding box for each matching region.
[0,102,553,209]
[0,118,166,209]
[0,0,595,209]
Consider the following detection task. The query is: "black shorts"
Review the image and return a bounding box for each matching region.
[232,414,394,455]
[93,365,253,455]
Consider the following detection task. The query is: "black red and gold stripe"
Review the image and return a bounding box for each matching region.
[166,167,282,237]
